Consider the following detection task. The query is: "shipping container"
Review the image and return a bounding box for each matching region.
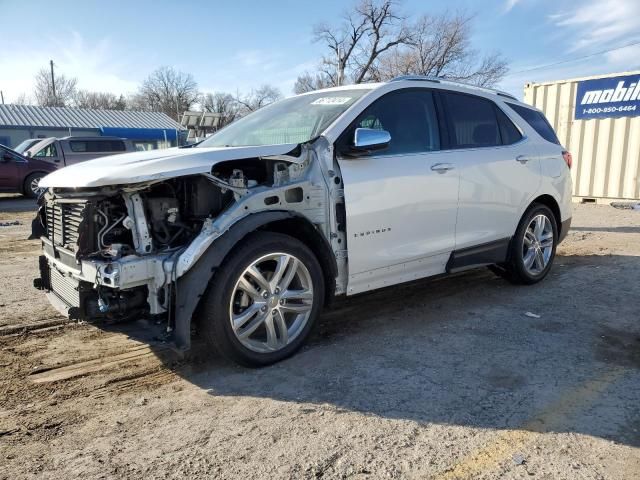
[524,71,640,202]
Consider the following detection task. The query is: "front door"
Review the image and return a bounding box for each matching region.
[337,89,459,295]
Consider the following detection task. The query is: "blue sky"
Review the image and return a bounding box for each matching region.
[0,0,639,102]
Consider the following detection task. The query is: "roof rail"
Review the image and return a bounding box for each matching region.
[389,75,517,101]
[390,75,440,84]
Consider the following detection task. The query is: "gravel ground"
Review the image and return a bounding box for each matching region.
[0,194,639,479]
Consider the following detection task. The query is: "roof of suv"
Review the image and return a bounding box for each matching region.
[305,76,533,109]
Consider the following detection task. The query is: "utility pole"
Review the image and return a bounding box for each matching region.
[337,46,344,87]
[50,60,57,105]
[0,91,4,105]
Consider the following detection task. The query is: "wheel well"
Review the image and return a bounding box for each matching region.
[530,194,561,231]
[257,218,337,305]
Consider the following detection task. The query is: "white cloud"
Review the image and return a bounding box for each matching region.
[504,0,522,12]
[550,0,640,52]
[0,31,140,103]
[201,53,318,97]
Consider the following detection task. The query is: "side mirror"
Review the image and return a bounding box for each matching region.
[1,153,12,163]
[349,128,391,156]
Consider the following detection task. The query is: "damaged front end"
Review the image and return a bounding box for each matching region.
[33,142,343,351]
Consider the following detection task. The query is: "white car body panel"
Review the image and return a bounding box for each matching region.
[452,141,542,250]
[39,143,299,188]
[327,80,572,294]
[338,150,459,294]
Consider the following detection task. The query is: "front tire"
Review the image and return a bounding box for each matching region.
[502,204,558,285]
[200,231,324,367]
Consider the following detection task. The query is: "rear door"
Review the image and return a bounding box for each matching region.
[337,88,459,294]
[439,92,541,250]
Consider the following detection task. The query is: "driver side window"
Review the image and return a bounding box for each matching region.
[346,89,441,155]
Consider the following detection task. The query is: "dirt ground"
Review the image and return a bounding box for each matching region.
[0,194,639,479]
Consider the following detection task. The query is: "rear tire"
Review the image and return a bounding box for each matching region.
[200,231,324,367]
[500,204,558,285]
[24,172,46,199]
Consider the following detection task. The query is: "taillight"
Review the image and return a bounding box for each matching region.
[562,150,572,169]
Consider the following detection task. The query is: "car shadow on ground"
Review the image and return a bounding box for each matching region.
[570,225,640,234]
[108,253,640,448]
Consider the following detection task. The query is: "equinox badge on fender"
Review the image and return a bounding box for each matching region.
[354,227,391,238]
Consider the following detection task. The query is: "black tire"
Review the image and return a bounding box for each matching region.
[23,172,46,199]
[200,231,324,367]
[501,203,558,285]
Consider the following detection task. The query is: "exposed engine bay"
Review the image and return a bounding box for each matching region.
[33,146,345,349]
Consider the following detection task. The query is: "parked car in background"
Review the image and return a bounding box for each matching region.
[34,76,573,366]
[23,136,136,166]
[0,144,56,198]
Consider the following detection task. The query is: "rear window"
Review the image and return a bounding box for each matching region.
[442,92,501,148]
[441,92,522,148]
[507,103,560,145]
[69,140,126,153]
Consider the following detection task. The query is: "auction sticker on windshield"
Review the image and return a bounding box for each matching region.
[311,97,352,105]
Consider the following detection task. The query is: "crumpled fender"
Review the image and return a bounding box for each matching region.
[173,210,337,351]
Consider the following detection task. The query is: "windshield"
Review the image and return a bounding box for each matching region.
[14,139,40,154]
[198,89,371,148]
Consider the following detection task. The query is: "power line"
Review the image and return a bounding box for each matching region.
[504,40,640,77]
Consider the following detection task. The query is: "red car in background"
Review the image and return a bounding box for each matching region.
[0,144,56,198]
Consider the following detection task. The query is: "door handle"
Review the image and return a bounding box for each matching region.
[431,163,455,173]
[516,155,531,164]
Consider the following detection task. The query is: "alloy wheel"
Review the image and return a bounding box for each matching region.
[229,252,314,353]
[30,176,44,197]
[522,214,554,275]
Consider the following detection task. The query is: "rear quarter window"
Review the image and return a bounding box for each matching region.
[507,103,560,145]
[70,140,126,153]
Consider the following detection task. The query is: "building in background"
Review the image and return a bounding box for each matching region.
[0,104,186,150]
[525,71,640,202]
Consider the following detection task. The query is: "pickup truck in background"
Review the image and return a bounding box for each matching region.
[22,136,136,166]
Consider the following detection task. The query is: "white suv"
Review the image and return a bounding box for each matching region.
[34,76,572,366]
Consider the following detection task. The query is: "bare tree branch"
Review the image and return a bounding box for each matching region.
[202,92,239,128]
[132,66,199,120]
[235,85,282,114]
[73,91,127,110]
[297,3,509,91]
[376,12,509,87]
[33,68,77,107]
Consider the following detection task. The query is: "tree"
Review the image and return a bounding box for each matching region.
[235,85,282,114]
[12,93,29,105]
[73,91,128,110]
[33,67,78,107]
[296,1,508,91]
[293,72,333,94]
[202,92,239,129]
[300,0,412,90]
[133,66,200,120]
[372,13,508,87]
